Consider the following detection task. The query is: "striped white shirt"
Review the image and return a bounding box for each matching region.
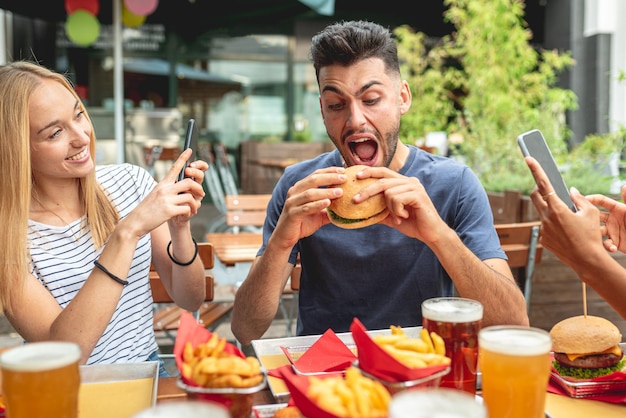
[28,164,158,364]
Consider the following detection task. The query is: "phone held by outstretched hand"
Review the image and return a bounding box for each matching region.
[517,129,577,212]
[178,118,196,182]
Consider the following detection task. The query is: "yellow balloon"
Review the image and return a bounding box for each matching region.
[65,10,100,46]
[122,5,146,27]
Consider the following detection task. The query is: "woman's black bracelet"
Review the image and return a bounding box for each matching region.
[167,238,198,266]
[94,260,128,286]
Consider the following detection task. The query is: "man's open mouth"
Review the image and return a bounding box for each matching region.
[349,139,378,163]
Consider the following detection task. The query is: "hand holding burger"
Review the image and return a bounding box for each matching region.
[550,315,625,379]
[327,165,389,229]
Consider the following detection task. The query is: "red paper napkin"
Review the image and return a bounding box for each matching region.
[268,328,356,378]
[350,317,449,382]
[280,366,347,418]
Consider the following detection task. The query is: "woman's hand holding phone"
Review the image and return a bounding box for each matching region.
[518,129,576,212]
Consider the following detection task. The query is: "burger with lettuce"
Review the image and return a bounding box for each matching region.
[550,315,625,379]
[327,165,389,229]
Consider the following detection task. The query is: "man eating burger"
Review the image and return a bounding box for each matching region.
[231,20,528,347]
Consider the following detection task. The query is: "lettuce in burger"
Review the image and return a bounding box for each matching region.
[327,165,389,229]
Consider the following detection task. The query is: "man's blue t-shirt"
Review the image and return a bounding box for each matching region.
[260,145,506,336]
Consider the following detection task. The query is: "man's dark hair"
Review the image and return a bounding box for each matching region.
[309,20,400,80]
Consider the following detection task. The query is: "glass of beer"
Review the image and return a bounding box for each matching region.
[0,341,81,418]
[478,326,552,418]
[421,297,483,394]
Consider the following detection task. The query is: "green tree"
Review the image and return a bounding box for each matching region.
[396,0,578,193]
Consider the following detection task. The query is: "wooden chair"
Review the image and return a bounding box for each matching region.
[207,193,301,336]
[204,194,271,267]
[225,194,272,233]
[495,221,543,311]
[150,242,234,344]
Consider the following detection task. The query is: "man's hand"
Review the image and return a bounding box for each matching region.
[350,166,449,243]
[272,167,347,247]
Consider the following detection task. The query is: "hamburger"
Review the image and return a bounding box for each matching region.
[550,315,625,379]
[327,165,389,229]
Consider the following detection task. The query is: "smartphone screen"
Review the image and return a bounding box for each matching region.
[178,118,196,182]
[518,129,577,212]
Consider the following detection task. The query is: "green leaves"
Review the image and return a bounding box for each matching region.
[396,0,577,193]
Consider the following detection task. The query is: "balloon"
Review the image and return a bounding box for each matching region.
[65,10,100,47]
[65,0,99,15]
[123,0,158,16]
[122,5,146,28]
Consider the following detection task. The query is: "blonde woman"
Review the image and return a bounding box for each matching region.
[0,61,208,376]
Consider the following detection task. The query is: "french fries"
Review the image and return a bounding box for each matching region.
[372,326,451,368]
[180,333,264,389]
[306,366,390,417]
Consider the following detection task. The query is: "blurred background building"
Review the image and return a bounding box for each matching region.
[0,0,623,163]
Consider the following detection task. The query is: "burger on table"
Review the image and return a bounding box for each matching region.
[550,315,625,379]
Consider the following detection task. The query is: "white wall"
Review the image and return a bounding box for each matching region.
[585,0,626,131]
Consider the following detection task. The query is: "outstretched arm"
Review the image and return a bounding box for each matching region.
[231,167,347,346]
[524,156,626,321]
[9,150,208,363]
[355,166,529,327]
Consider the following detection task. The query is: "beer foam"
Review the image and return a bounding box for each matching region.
[389,388,486,418]
[422,297,483,322]
[133,401,230,418]
[0,342,80,372]
[479,326,552,355]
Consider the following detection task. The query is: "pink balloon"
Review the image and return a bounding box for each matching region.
[65,0,99,15]
[123,0,158,16]
[122,4,146,28]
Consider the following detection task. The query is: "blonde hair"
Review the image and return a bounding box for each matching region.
[0,61,119,314]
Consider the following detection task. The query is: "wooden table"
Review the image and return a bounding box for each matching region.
[156,375,626,417]
[545,393,626,417]
[205,232,262,267]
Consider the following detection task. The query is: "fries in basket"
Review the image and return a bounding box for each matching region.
[180,333,264,389]
[306,366,390,418]
[372,325,450,368]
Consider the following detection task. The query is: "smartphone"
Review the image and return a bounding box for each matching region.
[517,129,577,212]
[178,118,196,182]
